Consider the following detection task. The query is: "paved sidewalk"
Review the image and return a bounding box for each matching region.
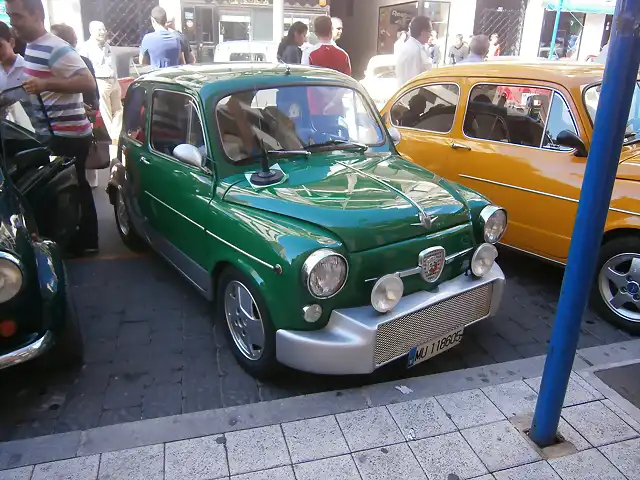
[1,340,640,480]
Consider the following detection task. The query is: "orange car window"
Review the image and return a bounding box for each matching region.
[390,83,459,133]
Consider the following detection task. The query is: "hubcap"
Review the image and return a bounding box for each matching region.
[224,281,265,361]
[598,253,640,323]
[116,192,130,236]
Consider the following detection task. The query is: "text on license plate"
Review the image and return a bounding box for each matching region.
[407,328,464,368]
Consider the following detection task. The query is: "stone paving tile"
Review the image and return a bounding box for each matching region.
[558,418,591,451]
[293,455,362,480]
[226,425,291,476]
[0,467,33,480]
[525,376,601,407]
[436,389,506,430]
[98,444,164,480]
[602,399,640,432]
[32,455,100,480]
[461,421,541,472]
[165,435,228,480]
[599,438,640,480]
[548,448,626,480]
[482,380,538,418]
[561,401,639,447]
[471,476,496,480]
[282,415,349,463]
[231,466,295,480]
[353,443,427,480]
[410,432,488,479]
[386,397,457,440]
[336,407,405,452]
[493,461,560,480]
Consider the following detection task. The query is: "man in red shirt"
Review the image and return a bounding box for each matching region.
[302,15,351,75]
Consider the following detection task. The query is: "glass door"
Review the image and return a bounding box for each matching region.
[183,5,216,64]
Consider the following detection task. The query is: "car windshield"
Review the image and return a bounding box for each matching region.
[215,85,385,163]
[584,82,640,142]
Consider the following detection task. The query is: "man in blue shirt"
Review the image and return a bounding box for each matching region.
[140,6,184,68]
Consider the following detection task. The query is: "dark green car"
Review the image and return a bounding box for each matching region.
[0,91,83,371]
[107,64,507,377]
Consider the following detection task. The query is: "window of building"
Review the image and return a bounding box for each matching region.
[123,85,147,143]
[464,84,553,148]
[150,90,205,161]
[538,10,586,59]
[390,84,459,133]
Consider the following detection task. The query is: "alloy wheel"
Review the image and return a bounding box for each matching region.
[116,191,130,237]
[224,280,265,361]
[598,252,640,324]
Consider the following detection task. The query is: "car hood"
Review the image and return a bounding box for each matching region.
[618,149,640,182]
[223,151,471,252]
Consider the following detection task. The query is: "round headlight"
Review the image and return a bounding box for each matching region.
[471,243,498,277]
[0,253,23,303]
[302,249,348,299]
[371,274,404,313]
[480,206,507,244]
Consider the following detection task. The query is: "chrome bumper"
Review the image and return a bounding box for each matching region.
[0,331,54,370]
[276,264,505,375]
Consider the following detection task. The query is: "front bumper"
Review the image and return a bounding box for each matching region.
[0,331,54,370]
[276,264,505,375]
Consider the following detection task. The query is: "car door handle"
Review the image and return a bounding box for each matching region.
[451,142,471,151]
[140,156,150,165]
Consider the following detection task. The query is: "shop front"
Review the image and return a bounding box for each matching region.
[180,0,329,63]
[521,0,614,61]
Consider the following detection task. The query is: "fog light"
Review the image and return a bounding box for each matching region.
[303,304,323,323]
[0,320,16,338]
[471,243,498,277]
[371,274,404,313]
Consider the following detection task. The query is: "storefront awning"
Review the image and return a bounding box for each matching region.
[545,0,616,14]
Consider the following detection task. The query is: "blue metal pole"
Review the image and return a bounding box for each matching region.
[548,0,563,60]
[530,0,640,447]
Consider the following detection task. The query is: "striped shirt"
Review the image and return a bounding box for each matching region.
[24,33,92,137]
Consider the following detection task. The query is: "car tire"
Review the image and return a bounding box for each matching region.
[593,236,640,334]
[216,266,279,379]
[48,294,84,369]
[114,189,147,251]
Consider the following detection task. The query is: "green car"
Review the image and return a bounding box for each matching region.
[107,64,507,377]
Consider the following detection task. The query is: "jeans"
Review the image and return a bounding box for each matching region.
[48,134,99,250]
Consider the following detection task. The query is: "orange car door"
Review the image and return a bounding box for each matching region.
[386,80,462,178]
[445,81,586,261]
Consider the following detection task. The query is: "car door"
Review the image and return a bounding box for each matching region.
[386,80,461,176]
[144,87,214,274]
[120,84,153,225]
[445,80,586,261]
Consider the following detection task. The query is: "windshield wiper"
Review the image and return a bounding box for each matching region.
[305,139,368,152]
[267,149,311,158]
[623,131,640,144]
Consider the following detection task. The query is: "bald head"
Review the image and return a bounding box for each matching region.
[89,20,107,44]
[331,17,343,41]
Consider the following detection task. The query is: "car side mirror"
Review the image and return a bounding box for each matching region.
[557,130,588,157]
[388,126,402,145]
[173,144,204,168]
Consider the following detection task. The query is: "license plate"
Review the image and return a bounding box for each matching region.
[407,328,464,368]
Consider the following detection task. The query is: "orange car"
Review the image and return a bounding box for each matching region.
[382,62,640,333]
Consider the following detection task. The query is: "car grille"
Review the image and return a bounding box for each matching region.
[373,283,494,366]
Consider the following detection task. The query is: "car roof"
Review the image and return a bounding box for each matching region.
[415,61,604,88]
[136,63,360,93]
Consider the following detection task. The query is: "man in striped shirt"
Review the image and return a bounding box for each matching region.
[6,0,99,256]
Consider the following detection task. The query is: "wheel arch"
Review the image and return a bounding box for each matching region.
[602,227,640,245]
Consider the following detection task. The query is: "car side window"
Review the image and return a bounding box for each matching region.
[464,84,552,148]
[123,85,146,143]
[390,84,459,133]
[542,92,578,150]
[150,90,206,162]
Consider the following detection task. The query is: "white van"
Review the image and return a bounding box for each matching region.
[214,41,279,63]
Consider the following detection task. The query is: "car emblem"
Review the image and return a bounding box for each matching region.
[419,246,446,283]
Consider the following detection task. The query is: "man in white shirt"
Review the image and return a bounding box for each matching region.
[78,21,122,142]
[395,16,432,88]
